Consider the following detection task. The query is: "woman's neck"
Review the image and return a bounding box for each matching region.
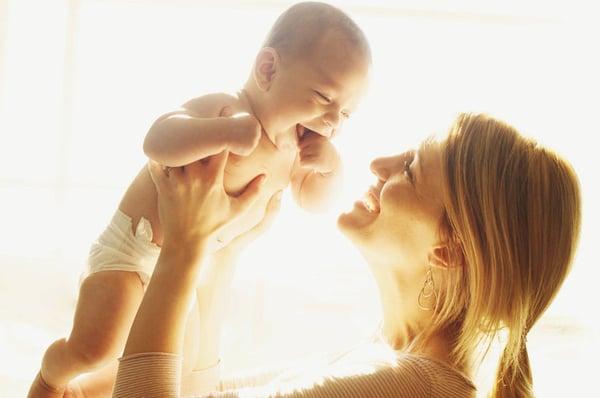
[370,260,457,366]
[370,262,427,349]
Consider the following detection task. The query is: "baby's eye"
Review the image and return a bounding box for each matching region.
[341,110,350,119]
[314,90,332,103]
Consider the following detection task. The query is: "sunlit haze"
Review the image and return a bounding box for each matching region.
[1,1,598,396]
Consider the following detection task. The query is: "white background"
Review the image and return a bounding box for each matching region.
[0,0,598,396]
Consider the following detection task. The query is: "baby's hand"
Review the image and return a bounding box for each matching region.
[221,108,262,156]
[297,130,339,174]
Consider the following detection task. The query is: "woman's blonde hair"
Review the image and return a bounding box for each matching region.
[433,113,581,397]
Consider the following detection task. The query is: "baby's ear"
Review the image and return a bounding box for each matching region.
[253,47,279,91]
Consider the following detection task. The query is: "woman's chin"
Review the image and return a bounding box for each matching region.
[337,200,379,240]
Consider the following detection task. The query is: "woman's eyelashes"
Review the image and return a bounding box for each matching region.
[403,155,415,184]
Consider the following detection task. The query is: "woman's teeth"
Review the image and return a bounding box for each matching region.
[361,191,380,213]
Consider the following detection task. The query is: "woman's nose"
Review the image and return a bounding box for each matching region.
[370,153,410,180]
[370,157,391,181]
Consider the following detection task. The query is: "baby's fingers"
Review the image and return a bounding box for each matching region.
[297,130,323,149]
[219,105,233,117]
[299,153,319,168]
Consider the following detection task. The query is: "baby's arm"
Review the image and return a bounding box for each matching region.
[290,132,343,212]
[144,93,261,167]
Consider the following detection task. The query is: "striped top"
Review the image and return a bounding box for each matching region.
[113,340,476,398]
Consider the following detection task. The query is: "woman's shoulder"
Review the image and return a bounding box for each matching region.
[396,353,477,397]
[320,337,476,397]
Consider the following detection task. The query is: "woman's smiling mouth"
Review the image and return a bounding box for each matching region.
[360,187,381,213]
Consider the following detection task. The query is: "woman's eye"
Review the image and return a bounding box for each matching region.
[403,159,414,183]
[315,91,331,103]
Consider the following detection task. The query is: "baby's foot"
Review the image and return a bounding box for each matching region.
[27,371,65,398]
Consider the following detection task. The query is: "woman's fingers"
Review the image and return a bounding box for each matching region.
[182,150,229,184]
[220,190,282,254]
[208,150,230,184]
[147,160,168,192]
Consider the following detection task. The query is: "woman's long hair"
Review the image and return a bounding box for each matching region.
[434,113,581,397]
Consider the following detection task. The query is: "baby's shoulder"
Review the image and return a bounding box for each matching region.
[181,92,242,118]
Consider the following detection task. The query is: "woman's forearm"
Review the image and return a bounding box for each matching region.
[193,253,238,369]
[123,244,207,356]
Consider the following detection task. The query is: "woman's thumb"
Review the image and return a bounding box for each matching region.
[234,173,267,212]
[261,190,283,224]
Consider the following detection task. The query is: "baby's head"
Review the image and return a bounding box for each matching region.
[245,2,371,142]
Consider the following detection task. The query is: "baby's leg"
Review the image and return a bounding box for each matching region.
[28,270,143,397]
[61,299,200,398]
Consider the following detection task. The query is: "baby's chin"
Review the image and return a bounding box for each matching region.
[271,130,297,150]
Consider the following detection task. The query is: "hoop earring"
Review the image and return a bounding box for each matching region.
[418,266,438,311]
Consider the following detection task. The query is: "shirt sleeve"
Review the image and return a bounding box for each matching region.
[113,352,182,398]
[114,353,291,398]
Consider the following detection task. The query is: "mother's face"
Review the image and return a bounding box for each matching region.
[337,140,447,270]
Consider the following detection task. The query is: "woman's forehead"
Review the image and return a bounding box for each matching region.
[416,138,445,206]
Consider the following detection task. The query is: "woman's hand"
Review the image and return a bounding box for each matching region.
[148,151,266,252]
[213,189,283,262]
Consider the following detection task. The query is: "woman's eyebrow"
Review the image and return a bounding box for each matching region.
[416,142,427,178]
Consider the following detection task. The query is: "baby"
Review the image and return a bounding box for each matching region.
[29,2,371,397]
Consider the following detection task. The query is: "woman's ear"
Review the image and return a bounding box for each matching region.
[428,243,464,269]
[253,47,279,92]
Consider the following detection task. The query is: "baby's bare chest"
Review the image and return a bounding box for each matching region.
[223,133,295,200]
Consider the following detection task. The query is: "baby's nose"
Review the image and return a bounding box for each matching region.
[324,111,342,130]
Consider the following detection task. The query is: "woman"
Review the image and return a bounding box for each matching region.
[112,113,581,397]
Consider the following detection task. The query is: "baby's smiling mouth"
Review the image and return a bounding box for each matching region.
[296,124,321,140]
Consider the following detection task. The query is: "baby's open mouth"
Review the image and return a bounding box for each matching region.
[296,124,318,140]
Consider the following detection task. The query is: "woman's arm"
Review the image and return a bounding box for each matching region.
[123,244,206,356]
[193,190,282,371]
[121,153,266,357]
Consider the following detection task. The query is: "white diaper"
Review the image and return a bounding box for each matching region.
[84,209,161,285]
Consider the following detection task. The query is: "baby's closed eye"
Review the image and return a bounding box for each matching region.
[314,90,332,104]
